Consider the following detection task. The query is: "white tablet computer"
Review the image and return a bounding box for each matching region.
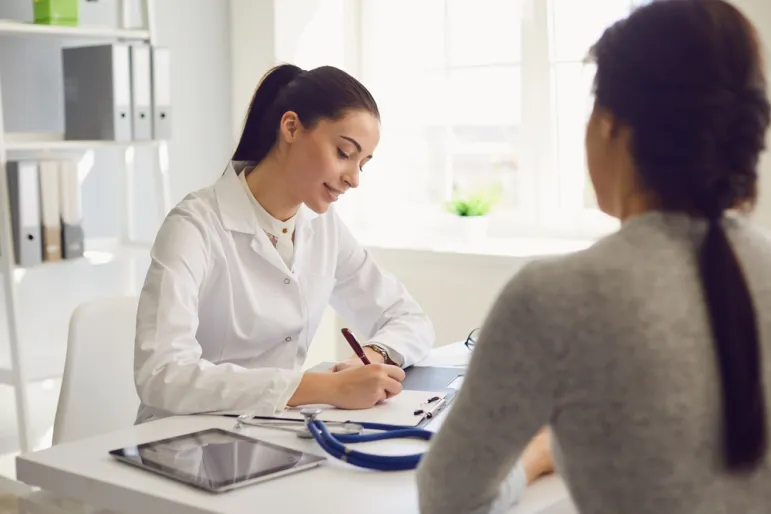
[109,428,325,493]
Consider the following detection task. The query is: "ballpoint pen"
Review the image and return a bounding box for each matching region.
[341,327,371,365]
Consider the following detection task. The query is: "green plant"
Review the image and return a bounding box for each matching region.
[446,186,501,217]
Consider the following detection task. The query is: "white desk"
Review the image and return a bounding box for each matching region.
[16,344,576,514]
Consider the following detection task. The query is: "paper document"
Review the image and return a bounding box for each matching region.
[447,376,465,390]
[282,390,447,427]
[414,342,472,368]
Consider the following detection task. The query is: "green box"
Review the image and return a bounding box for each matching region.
[32,0,79,26]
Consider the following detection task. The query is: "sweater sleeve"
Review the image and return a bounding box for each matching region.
[416,263,560,514]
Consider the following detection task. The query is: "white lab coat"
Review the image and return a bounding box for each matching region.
[134,161,434,423]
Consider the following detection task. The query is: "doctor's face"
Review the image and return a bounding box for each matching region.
[280,109,380,214]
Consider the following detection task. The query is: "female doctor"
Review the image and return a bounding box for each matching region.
[133,64,435,423]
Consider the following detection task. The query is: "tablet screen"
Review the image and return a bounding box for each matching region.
[109,428,325,492]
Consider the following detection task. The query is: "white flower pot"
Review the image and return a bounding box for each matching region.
[455,215,489,245]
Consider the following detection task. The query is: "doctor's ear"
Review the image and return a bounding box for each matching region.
[279,111,303,143]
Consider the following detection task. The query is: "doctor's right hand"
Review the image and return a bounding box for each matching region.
[329,363,406,409]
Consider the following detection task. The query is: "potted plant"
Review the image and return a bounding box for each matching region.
[446,185,500,243]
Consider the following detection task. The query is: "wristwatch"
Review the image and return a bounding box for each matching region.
[364,343,394,365]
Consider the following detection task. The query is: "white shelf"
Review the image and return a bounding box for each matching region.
[0,19,149,40]
[5,133,160,152]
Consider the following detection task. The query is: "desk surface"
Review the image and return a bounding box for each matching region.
[1,475,101,514]
[16,344,575,514]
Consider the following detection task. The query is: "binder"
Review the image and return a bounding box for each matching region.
[129,44,152,141]
[150,46,171,139]
[38,161,62,262]
[62,43,132,141]
[59,160,84,259]
[6,161,43,267]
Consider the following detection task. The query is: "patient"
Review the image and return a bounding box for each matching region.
[418,0,771,513]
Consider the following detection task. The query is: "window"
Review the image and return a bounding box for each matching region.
[547,0,648,225]
[352,0,645,237]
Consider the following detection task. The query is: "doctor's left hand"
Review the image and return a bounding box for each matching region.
[332,347,386,372]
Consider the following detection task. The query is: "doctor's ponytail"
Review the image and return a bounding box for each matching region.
[232,64,379,168]
[233,64,303,166]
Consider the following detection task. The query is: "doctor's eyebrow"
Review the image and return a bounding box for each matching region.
[340,136,373,159]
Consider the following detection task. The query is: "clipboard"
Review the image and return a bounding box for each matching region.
[402,366,464,391]
[225,364,465,428]
[232,389,458,428]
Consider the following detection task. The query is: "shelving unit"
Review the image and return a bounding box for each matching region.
[0,18,149,40]
[0,0,168,453]
[5,132,161,151]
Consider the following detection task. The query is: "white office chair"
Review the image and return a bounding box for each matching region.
[53,296,140,445]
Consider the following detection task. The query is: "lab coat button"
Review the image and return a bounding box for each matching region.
[285,336,292,342]
[283,278,290,284]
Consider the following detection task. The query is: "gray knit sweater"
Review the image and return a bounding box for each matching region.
[417,211,771,514]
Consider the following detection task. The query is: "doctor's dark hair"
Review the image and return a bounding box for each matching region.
[232,64,379,166]
[589,0,771,471]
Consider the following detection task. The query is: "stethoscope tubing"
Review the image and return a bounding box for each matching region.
[307,420,434,471]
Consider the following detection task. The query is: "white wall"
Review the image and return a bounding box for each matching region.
[229,0,275,141]
[302,247,537,366]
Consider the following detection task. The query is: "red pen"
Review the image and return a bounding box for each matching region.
[341,328,371,365]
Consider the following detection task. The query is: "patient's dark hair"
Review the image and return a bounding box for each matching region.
[589,0,771,471]
[232,64,379,167]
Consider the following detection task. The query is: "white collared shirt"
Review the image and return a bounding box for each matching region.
[238,170,296,270]
[133,160,435,424]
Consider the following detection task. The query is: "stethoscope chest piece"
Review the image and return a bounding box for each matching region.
[232,409,364,438]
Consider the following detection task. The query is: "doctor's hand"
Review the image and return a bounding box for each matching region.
[329,363,406,410]
[332,347,386,372]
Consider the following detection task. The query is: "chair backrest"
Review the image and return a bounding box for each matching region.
[53,295,140,445]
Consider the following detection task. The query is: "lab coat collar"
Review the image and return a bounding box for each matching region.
[215,161,319,237]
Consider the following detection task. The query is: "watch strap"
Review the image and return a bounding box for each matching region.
[364,343,394,365]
